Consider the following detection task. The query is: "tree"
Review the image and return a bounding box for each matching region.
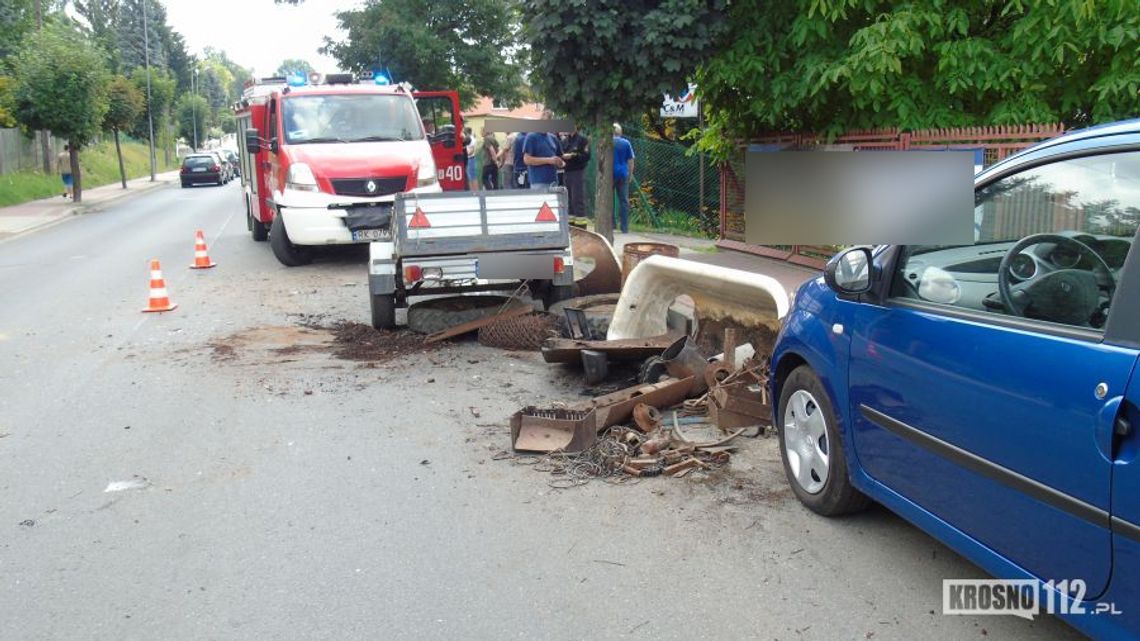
[12,23,111,202]
[522,0,728,241]
[115,0,167,72]
[74,0,122,71]
[323,0,525,110]
[103,75,144,188]
[175,93,208,146]
[0,0,35,61]
[275,58,315,77]
[694,0,1140,160]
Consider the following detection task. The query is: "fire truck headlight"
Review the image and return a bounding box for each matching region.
[416,149,438,188]
[286,163,320,192]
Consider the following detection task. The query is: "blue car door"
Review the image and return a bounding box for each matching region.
[848,150,1140,597]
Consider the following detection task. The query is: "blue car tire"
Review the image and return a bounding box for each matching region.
[778,365,870,516]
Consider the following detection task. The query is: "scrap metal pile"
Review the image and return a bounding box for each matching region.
[507,330,772,486]
[497,238,790,486]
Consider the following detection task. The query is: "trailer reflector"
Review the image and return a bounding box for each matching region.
[535,202,557,222]
[409,206,432,228]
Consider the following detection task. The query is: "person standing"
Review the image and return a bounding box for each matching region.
[512,132,529,189]
[612,123,636,233]
[522,130,564,190]
[58,144,73,200]
[560,127,590,219]
[500,132,517,189]
[463,127,478,190]
[481,130,500,190]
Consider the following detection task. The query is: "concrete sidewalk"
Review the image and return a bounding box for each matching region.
[0,170,180,241]
[613,229,820,294]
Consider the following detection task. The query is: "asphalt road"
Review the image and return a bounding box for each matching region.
[0,182,1081,640]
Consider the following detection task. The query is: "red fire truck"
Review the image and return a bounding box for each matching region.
[233,73,467,266]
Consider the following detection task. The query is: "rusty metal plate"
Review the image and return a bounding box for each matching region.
[511,407,598,454]
[588,376,697,429]
[570,227,622,296]
[540,333,680,364]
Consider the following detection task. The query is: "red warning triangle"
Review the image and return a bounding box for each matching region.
[535,202,557,222]
[409,206,431,228]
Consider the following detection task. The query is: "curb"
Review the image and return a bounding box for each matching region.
[0,176,178,244]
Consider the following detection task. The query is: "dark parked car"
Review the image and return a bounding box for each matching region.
[180,154,225,187]
[221,149,240,178]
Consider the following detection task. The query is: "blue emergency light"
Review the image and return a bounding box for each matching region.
[372,71,390,86]
[286,71,307,87]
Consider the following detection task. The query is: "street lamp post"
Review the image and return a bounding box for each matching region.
[192,68,199,151]
[142,0,157,181]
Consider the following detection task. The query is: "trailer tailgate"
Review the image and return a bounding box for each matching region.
[395,189,569,257]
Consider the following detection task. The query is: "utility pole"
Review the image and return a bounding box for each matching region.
[142,0,157,181]
[36,0,51,175]
[192,68,199,151]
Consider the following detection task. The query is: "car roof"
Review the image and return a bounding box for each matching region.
[979,118,1140,182]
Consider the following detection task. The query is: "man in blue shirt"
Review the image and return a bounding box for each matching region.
[612,123,636,233]
[523,130,565,189]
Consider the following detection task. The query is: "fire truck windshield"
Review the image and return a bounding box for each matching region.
[282,94,424,144]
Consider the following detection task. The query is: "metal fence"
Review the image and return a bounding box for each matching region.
[0,128,67,176]
[486,132,716,235]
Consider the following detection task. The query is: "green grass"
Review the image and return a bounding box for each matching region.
[0,137,178,208]
[0,171,60,207]
[629,208,717,239]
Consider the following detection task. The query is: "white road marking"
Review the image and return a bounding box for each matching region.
[104,478,150,492]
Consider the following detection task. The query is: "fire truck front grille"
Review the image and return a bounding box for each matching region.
[330,177,408,197]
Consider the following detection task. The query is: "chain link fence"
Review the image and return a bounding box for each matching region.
[579,134,719,237]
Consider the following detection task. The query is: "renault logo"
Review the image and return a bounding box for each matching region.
[365,180,377,194]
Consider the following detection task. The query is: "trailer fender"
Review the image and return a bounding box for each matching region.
[369,241,398,295]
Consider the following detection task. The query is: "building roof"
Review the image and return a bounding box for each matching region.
[462,97,545,119]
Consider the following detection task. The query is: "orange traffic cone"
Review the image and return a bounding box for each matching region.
[142,259,178,313]
[189,229,217,269]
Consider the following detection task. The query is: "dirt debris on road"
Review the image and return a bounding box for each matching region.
[330,321,440,362]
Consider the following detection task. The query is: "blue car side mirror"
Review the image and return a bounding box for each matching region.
[825,246,874,295]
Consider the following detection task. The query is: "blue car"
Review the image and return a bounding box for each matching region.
[771,119,1140,638]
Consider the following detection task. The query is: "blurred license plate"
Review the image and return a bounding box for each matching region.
[192,167,206,172]
[352,229,389,241]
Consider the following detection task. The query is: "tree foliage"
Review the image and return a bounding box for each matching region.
[323,0,525,109]
[276,58,315,77]
[12,23,110,147]
[104,74,144,131]
[0,0,36,62]
[521,0,728,240]
[695,0,1140,159]
[175,93,208,145]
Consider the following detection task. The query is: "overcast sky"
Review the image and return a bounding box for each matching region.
[163,0,362,77]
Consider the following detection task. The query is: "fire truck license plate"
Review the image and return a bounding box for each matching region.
[352,229,390,241]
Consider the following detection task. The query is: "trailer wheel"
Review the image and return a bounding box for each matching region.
[406,296,512,335]
[270,214,312,266]
[370,294,396,330]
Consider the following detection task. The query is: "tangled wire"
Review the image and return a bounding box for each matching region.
[494,425,647,488]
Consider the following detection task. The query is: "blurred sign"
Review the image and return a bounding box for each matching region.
[661,84,699,118]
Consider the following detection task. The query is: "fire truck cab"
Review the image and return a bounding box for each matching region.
[233,73,466,266]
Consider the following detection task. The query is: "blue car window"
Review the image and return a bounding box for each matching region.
[891,151,1140,330]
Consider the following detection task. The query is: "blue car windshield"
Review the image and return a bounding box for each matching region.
[282,94,424,144]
